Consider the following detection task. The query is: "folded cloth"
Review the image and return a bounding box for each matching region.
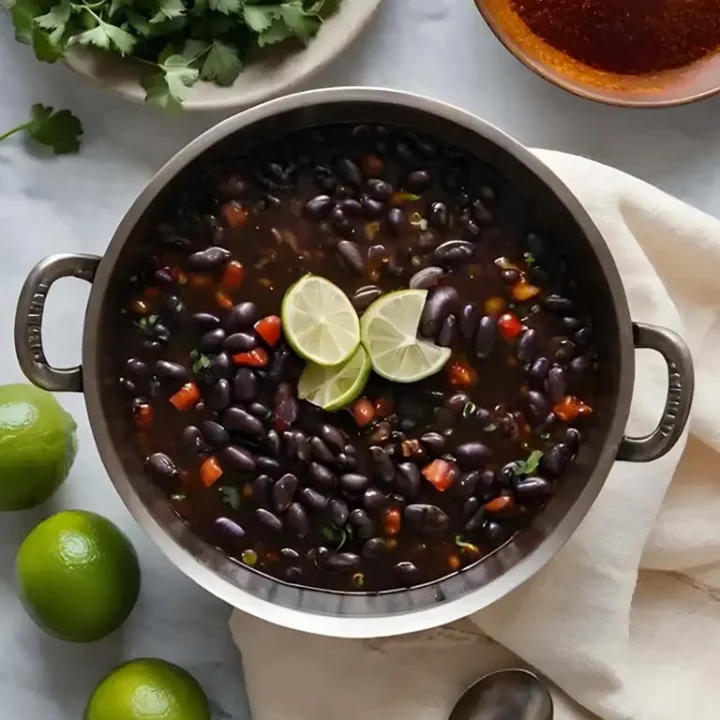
[231,151,720,720]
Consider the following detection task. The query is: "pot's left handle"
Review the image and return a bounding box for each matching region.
[15,254,101,393]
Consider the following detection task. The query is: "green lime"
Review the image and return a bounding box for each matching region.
[281,275,360,366]
[360,289,451,383]
[0,383,77,511]
[298,345,372,411]
[85,658,210,720]
[17,510,140,642]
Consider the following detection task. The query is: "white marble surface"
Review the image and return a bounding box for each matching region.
[1,0,720,716]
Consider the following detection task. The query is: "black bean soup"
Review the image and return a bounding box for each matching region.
[114,123,597,593]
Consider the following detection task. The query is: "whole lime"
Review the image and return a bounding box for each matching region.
[85,658,210,720]
[17,510,140,642]
[0,383,77,511]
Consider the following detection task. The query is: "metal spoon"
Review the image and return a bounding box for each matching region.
[449,669,554,720]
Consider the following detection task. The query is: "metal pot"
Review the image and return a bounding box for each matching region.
[14,88,694,638]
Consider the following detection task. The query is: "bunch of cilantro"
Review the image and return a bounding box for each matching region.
[10,0,339,111]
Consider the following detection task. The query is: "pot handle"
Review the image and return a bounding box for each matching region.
[616,322,694,463]
[14,253,100,393]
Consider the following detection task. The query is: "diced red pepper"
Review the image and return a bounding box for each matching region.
[134,403,153,430]
[351,398,375,427]
[131,298,150,316]
[188,274,212,288]
[512,280,541,302]
[221,260,244,290]
[448,554,461,571]
[497,312,525,342]
[422,459,457,492]
[373,397,394,418]
[232,348,269,367]
[484,296,507,317]
[253,316,282,347]
[447,359,478,388]
[361,154,384,176]
[169,382,201,412]
[200,456,223,488]
[484,495,515,513]
[221,202,249,229]
[215,290,233,310]
[383,508,402,536]
[554,395,593,422]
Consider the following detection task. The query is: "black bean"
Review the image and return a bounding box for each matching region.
[543,294,574,314]
[320,424,345,452]
[483,521,507,544]
[154,360,190,385]
[561,316,582,333]
[394,561,420,585]
[452,471,480,498]
[363,487,387,512]
[209,352,232,380]
[498,462,517,488]
[335,240,364,274]
[304,194,334,218]
[220,445,256,474]
[475,315,497,359]
[164,294,187,321]
[337,198,362,216]
[455,442,492,470]
[187,246,231,271]
[500,268,520,285]
[221,407,265,437]
[546,365,567,404]
[420,285,459,337]
[432,240,474,266]
[300,487,328,512]
[282,430,298,461]
[514,476,553,498]
[228,371,257,407]
[199,328,226,354]
[417,432,443,455]
[262,429,280,458]
[272,473,298,513]
[223,332,257,354]
[249,402,272,422]
[417,229,440,253]
[267,345,291,387]
[209,378,231,412]
[329,206,351,235]
[328,497,349,528]
[455,304,478,343]
[255,508,283,532]
[394,139,416,165]
[462,497,480,521]
[395,463,422,499]
[436,314,457,347]
[224,302,259,332]
[441,160,470,191]
[367,446,394,484]
[529,356,551,382]
[465,508,486,532]
[404,504,450,533]
[309,436,335,464]
[251,474,273,509]
[286,503,310,538]
[314,164,337,193]
[368,421,391,444]
[293,430,310,462]
[359,195,384,219]
[256,456,281,477]
[125,358,148,377]
[361,536,385,558]
[219,175,249,198]
[517,328,539,364]
[522,390,550,425]
[280,547,300,561]
[541,443,571,477]
[181,425,210,456]
[308,462,338,492]
[460,214,482,241]
[146,453,177,481]
[471,198,494,227]
[192,313,221,335]
[564,427,581,451]
[569,355,589,384]
[366,178,393,200]
[335,157,363,188]
[555,340,576,363]
[409,266,443,290]
[339,473,369,494]
[444,393,468,415]
[428,201,449,229]
[201,421,230,448]
[215,517,246,541]
[403,169,432,193]
[323,552,360,573]
[119,377,137,396]
[351,285,382,311]
[387,207,406,235]
[350,510,374,539]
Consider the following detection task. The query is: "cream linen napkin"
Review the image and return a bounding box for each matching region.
[231,150,720,720]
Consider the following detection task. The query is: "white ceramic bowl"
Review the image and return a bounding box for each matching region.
[63,0,382,111]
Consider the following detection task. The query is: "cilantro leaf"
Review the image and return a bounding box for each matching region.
[281,2,321,44]
[149,0,186,23]
[257,17,292,46]
[515,449,544,476]
[201,40,242,86]
[243,3,280,31]
[209,0,243,15]
[34,0,71,32]
[142,55,200,113]
[31,26,65,62]
[0,104,83,154]
[10,0,42,45]
[219,486,242,510]
[75,22,136,55]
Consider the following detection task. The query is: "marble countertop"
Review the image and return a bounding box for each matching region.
[1,0,719,716]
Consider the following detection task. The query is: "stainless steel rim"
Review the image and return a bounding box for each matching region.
[79,87,636,637]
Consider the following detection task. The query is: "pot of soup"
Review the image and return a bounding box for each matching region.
[14,88,693,638]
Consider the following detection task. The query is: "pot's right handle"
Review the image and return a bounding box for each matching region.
[616,322,694,463]
[15,254,100,393]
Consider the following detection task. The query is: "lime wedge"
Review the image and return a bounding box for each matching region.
[282,275,360,367]
[360,289,452,383]
[298,345,371,411]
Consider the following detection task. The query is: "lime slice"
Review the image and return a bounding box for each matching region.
[360,289,452,383]
[298,345,372,411]
[282,275,360,367]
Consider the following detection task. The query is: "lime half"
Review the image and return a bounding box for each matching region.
[360,290,451,383]
[298,345,372,411]
[282,275,360,366]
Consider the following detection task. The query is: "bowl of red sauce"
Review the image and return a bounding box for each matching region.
[473,0,720,107]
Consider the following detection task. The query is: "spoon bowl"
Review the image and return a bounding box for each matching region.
[449,669,553,720]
